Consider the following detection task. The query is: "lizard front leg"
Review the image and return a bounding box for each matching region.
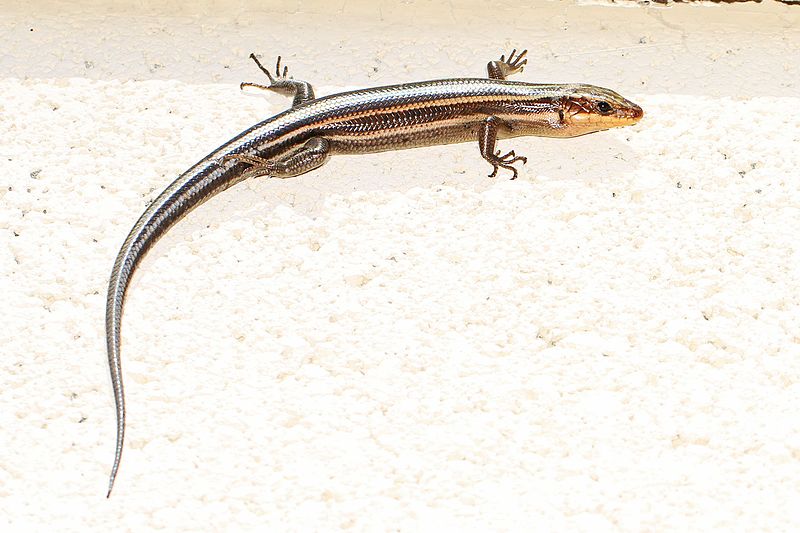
[240,54,316,108]
[478,117,527,180]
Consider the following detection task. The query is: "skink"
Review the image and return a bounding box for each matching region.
[105,49,643,496]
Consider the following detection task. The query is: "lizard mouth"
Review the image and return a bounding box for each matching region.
[626,104,644,122]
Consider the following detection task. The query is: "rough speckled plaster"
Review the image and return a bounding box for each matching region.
[1,1,799,530]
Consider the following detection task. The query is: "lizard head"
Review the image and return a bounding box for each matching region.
[561,85,643,135]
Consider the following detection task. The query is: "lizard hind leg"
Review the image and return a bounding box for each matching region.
[223,137,331,179]
[240,53,316,107]
[486,48,528,80]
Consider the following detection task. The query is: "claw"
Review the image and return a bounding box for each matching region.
[222,153,267,167]
[270,56,290,80]
[245,53,294,90]
[497,150,522,164]
[504,49,528,70]
[487,148,527,179]
[249,53,275,82]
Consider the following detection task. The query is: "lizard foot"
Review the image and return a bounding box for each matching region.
[241,54,293,92]
[487,149,527,180]
[498,49,528,76]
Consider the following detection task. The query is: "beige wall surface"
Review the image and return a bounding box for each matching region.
[2,1,799,531]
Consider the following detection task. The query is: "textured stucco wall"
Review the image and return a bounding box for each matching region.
[2,1,799,530]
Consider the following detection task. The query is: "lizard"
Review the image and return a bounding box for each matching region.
[105,49,643,496]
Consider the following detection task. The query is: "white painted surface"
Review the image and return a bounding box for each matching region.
[2,1,799,530]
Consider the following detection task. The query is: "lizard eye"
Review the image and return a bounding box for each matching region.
[596,101,613,115]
